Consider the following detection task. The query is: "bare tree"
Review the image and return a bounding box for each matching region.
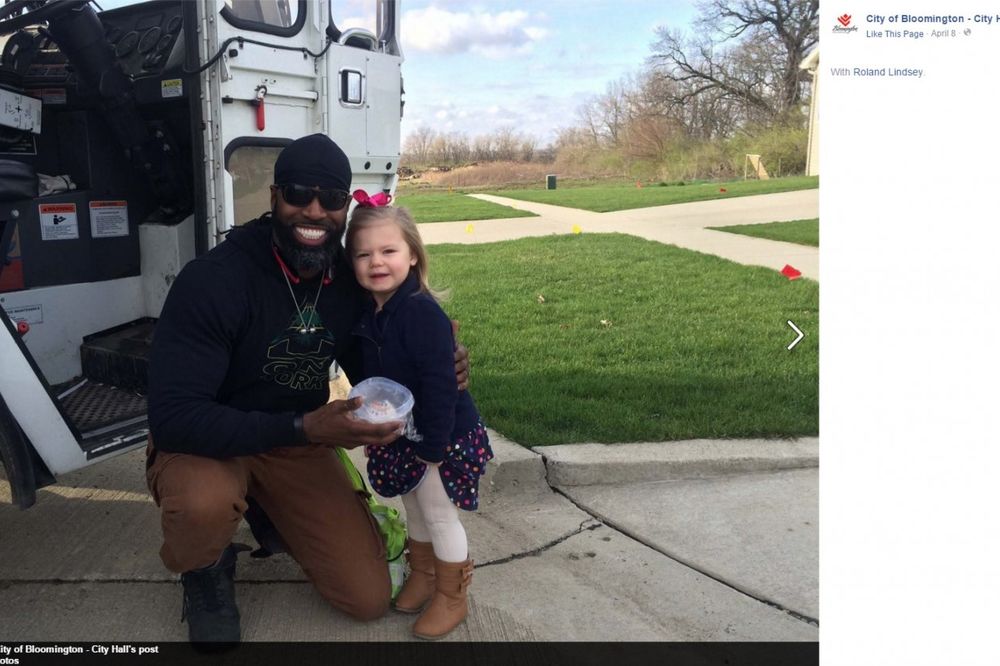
[471,134,494,161]
[576,100,605,145]
[404,126,550,166]
[553,127,592,153]
[578,79,632,147]
[516,139,535,162]
[446,132,471,164]
[650,0,818,126]
[492,127,521,161]
[403,126,436,164]
[428,135,449,164]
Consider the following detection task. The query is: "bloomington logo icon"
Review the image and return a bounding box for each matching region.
[833,13,858,33]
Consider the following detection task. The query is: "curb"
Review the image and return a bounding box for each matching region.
[532,438,819,487]
[436,432,819,494]
[480,429,548,494]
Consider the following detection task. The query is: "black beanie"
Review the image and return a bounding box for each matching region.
[273,134,352,190]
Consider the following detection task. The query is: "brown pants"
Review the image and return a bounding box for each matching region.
[146,442,390,621]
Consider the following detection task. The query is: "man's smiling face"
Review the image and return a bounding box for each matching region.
[270,184,350,278]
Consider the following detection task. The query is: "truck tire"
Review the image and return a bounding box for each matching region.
[0,394,37,509]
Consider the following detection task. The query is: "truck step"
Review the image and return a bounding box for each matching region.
[80,318,156,393]
[57,379,148,458]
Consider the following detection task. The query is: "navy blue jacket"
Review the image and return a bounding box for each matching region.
[352,273,481,462]
[147,216,366,457]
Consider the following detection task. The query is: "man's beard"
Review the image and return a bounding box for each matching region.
[272,217,343,275]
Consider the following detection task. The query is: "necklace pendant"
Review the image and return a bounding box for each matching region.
[281,262,324,339]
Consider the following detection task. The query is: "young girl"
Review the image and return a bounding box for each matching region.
[346,196,493,640]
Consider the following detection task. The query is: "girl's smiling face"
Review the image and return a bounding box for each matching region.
[351,220,417,307]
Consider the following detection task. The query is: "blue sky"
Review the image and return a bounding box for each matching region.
[341,0,698,145]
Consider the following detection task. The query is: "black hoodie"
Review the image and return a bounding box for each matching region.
[147,215,365,457]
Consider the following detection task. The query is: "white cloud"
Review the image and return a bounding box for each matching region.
[338,13,376,32]
[402,93,583,146]
[401,7,547,57]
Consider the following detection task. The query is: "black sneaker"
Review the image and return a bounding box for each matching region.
[180,543,246,646]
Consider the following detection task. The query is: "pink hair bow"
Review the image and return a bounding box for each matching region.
[352,189,393,207]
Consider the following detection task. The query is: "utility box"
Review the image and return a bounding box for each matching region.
[546,174,557,190]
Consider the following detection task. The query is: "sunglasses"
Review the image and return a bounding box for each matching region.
[277,184,351,211]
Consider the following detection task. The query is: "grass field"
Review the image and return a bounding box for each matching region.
[393,192,536,224]
[429,233,818,446]
[485,176,818,213]
[710,218,819,247]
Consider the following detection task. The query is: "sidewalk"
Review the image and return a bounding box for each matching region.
[0,433,818,641]
[417,189,819,280]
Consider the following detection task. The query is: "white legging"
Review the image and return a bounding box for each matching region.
[401,466,468,562]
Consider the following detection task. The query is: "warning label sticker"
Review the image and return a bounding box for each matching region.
[39,203,78,241]
[3,303,42,325]
[89,200,129,238]
[161,78,183,99]
[1,87,42,133]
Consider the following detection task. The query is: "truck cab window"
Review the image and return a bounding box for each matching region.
[223,0,300,32]
[229,145,284,227]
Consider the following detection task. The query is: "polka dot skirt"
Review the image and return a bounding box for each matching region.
[365,423,493,511]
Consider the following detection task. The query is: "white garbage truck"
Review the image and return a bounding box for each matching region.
[0,0,403,508]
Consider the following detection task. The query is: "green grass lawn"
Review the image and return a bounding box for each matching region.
[486,176,818,213]
[710,218,819,247]
[430,233,818,446]
[394,192,536,224]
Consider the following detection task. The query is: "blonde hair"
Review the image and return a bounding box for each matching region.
[346,205,448,302]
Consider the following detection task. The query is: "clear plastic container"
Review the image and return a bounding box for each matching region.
[348,377,415,424]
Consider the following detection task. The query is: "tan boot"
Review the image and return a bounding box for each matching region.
[412,557,473,640]
[393,540,437,613]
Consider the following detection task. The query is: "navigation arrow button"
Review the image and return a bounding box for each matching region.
[787,320,804,351]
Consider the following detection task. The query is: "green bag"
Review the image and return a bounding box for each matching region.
[335,447,407,599]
